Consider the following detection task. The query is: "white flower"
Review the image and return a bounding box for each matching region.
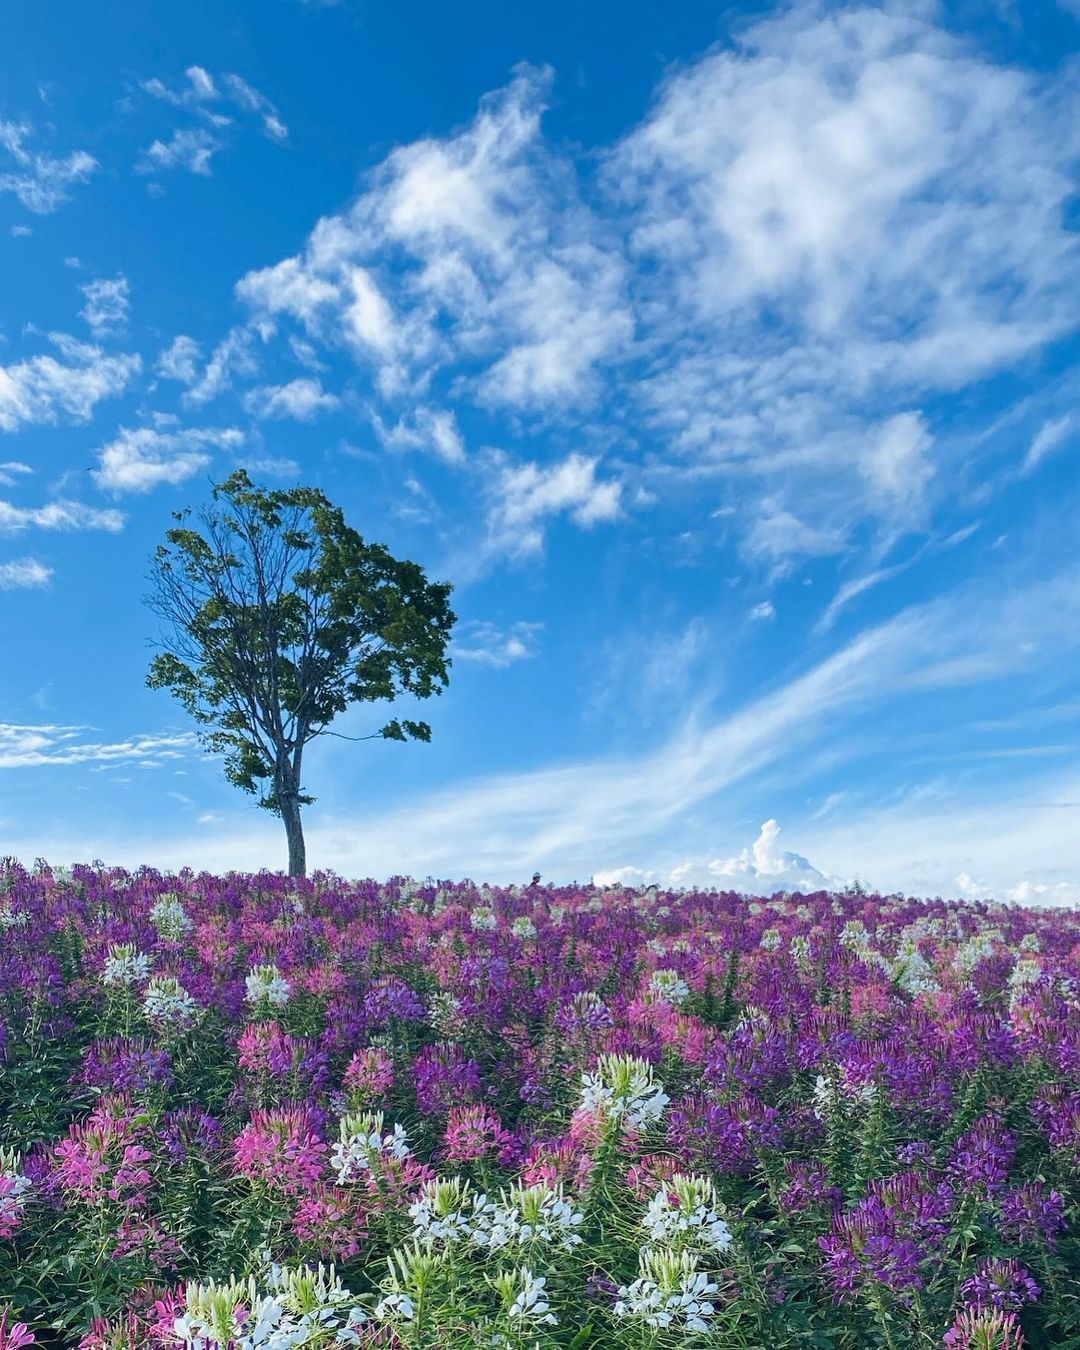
[143,976,198,1026]
[470,905,498,931]
[642,1175,733,1257]
[615,1251,719,1334]
[812,1069,877,1119]
[511,916,537,939]
[245,964,291,1008]
[579,1054,669,1130]
[482,1182,585,1254]
[332,1112,411,1183]
[151,893,193,939]
[409,1178,494,1245]
[0,904,28,929]
[648,969,690,1006]
[759,928,782,952]
[101,943,152,988]
[500,1269,557,1326]
[374,1291,415,1322]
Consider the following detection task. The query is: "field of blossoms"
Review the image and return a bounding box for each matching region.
[1,862,1079,1349]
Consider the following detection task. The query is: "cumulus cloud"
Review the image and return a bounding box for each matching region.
[0,335,140,432]
[595,819,838,892]
[242,377,339,420]
[0,557,52,590]
[483,451,622,559]
[92,425,244,493]
[237,67,632,410]
[80,276,131,339]
[610,3,1080,562]
[0,120,97,213]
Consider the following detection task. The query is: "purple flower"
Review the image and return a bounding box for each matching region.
[961,1257,1040,1311]
[999,1182,1067,1250]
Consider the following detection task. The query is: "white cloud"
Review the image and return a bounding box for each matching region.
[0,723,198,770]
[0,557,52,590]
[1022,414,1072,476]
[0,334,140,431]
[0,120,97,213]
[80,275,131,339]
[222,74,288,141]
[243,377,339,421]
[183,327,259,405]
[484,451,622,559]
[454,620,543,668]
[372,405,466,464]
[860,411,934,517]
[673,819,836,893]
[156,335,202,384]
[236,455,301,479]
[237,67,632,410]
[743,502,846,568]
[141,128,218,176]
[748,600,775,621]
[139,67,287,175]
[92,424,244,493]
[611,4,1080,564]
[0,462,31,487]
[0,499,125,534]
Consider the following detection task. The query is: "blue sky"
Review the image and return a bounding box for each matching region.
[2,0,1079,901]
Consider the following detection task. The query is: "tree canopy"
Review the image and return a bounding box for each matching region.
[146,470,456,875]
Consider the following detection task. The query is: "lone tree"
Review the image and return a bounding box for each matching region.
[146,470,456,876]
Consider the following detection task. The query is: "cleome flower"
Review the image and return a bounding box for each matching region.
[0,1147,32,1241]
[648,969,691,1007]
[642,1174,734,1258]
[142,975,199,1027]
[408,1176,495,1245]
[101,943,152,988]
[244,963,291,1009]
[579,1054,669,1130]
[489,1267,558,1328]
[332,1111,411,1184]
[615,1249,720,1335]
[150,892,193,940]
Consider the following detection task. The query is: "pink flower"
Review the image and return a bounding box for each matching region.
[232,1106,327,1197]
[292,1186,367,1260]
[0,1313,35,1350]
[343,1046,395,1107]
[443,1105,511,1162]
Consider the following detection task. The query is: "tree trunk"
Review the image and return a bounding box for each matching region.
[277,761,307,877]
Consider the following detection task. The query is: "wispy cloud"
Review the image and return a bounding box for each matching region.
[0,499,125,534]
[80,276,131,339]
[139,65,288,176]
[0,120,97,213]
[454,620,543,668]
[0,557,52,590]
[0,723,199,770]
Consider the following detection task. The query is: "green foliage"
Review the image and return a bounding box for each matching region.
[145,470,456,862]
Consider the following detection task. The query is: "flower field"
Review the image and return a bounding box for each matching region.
[1,863,1079,1349]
